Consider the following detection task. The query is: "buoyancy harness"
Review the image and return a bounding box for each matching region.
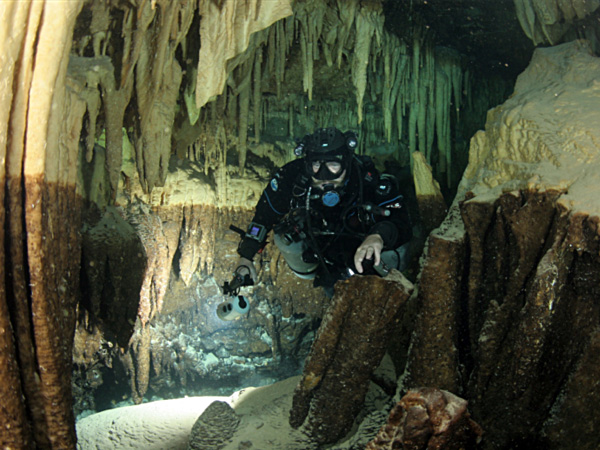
[275,155,390,279]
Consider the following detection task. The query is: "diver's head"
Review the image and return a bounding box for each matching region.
[310,161,346,190]
[295,127,358,185]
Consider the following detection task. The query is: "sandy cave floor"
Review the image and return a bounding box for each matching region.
[75,376,314,450]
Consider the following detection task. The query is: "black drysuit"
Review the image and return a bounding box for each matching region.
[238,155,412,286]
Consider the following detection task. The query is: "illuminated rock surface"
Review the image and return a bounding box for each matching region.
[1,1,600,449]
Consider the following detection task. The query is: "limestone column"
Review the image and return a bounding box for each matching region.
[0,1,84,448]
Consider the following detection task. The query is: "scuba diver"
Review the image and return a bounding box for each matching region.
[219,127,412,319]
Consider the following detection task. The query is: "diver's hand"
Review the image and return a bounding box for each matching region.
[236,257,257,283]
[354,234,384,274]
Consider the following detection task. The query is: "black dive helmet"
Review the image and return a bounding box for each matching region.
[295,128,358,180]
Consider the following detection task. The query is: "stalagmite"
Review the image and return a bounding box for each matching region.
[290,273,414,445]
[412,151,447,235]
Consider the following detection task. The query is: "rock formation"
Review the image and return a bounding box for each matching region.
[366,388,482,450]
[187,401,240,450]
[289,272,414,445]
[0,2,85,448]
[401,41,600,449]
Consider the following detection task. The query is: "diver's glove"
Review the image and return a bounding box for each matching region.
[354,234,384,274]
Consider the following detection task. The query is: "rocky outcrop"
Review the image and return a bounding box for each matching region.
[401,41,600,449]
[82,207,145,348]
[366,388,482,450]
[289,272,414,445]
[188,401,240,450]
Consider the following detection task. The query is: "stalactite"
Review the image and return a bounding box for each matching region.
[425,47,436,161]
[237,61,252,174]
[558,0,577,21]
[451,62,463,120]
[436,66,450,181]
[68,56,131,202]
[276,19,289,98]
[408,102,418,169]
[253,47,263,143]
[321,9,337,67]
[195,0,293,109]
[573,0,600,18]
[351,3,383,124]
[295,0,330,101]
[382,38,393,142]
[184,67,201,125]
[417,79,428,159]
[133,0,194,193]
[299,19,313,100]
[335,0,359,68]
[533,0,560,25]
[3,5,45,442]
[514,0,598,45]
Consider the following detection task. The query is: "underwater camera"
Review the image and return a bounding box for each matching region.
[216,295,250,321]
[218,264,254,321]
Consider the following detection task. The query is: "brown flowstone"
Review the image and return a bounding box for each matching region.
[541,328,600,449]
[408,189,600,449]
[0,178,82,449]
[403,226,466,394]
[289,272,414,445]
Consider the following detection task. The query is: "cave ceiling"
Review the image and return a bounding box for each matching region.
[384,0,536,77]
